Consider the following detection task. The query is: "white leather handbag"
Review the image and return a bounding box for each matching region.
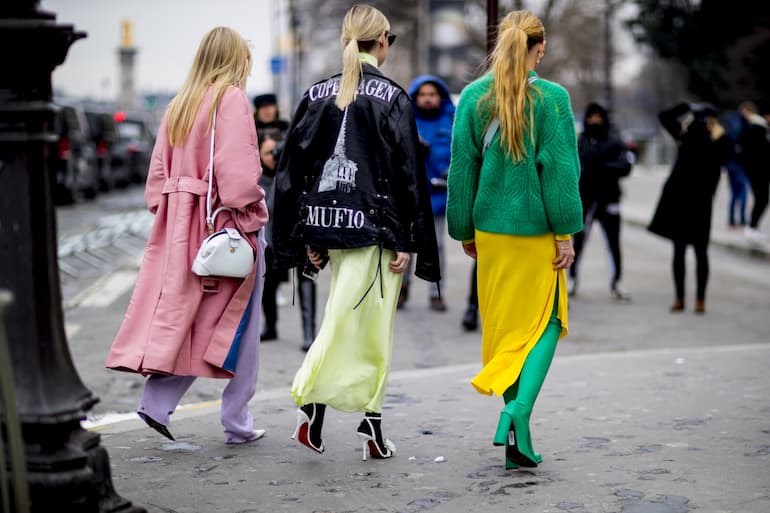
[191,108,255,279]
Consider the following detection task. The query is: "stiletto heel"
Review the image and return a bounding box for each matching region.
[357,433,370,461]
[291,404,325,454]
[356,415,396,460]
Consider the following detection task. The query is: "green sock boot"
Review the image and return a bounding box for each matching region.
[493,312,561,467]
[502,384,519,469]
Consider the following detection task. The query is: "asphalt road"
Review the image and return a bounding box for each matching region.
[55,183,770,421]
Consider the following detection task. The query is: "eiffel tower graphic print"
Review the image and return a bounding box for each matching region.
[318,107,358,193]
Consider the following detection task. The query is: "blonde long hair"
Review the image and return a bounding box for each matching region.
[482,11,545,161]
[336,4,390,110]
[166,27,252,146]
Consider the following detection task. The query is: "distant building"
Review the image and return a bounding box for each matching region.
[118,20,137,111]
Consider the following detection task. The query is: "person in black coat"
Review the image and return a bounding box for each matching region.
[569,102,633,301]
[273,4,439,461]
[648,102,732,314]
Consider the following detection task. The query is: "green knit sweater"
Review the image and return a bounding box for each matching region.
[446,71,583,242]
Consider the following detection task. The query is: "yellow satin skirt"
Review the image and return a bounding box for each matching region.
[291,246,402,413]
[471,230,568,396]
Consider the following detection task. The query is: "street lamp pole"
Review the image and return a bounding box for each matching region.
[486,0,499,57]
[0,2,144,512]
[604,0,614,113]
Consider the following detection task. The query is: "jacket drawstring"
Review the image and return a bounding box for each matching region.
[353,243,384,310]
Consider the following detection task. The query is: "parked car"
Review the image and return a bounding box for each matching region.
[112,112,155,184]
[84,108,130,190]
[51,100,99,204]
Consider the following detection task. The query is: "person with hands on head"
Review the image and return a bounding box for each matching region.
[648,101,732,314]
[273,4,440,462]
[447,10,582,470]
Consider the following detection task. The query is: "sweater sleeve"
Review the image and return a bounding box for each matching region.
[536,86,583,236]
[446,86,481,242]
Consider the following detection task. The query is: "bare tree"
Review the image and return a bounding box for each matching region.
[293,0,422,93]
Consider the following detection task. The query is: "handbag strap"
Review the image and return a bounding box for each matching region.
[204,108,234,233]
[482,75,539,156]
[205,108,217,232]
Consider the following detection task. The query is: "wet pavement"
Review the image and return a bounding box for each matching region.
[96,343,770,513]
[54,165,770,512]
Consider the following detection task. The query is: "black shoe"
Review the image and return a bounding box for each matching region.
[301,336,313,352]
[461,305,478,331]
[397,285,409,310]
[430,297,447,312]
[261,327,278,341]
[137,411,175,441]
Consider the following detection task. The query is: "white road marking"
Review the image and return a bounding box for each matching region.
[78,270,137,308]
[84,342,770,433]
[65,323,81,339]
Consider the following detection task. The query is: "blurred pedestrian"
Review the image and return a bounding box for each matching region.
[723,108,749,228]
[399,75,454,312]
[106,27,269,443]
[273,4,439,460]
[569,102,633,301]
[254,93,289,141]
[648,102,732,314]
[257,133,287,342]
[737,101,770,240]
[461,262,479,331]
[254,92,317,350]
[447,10,582,469]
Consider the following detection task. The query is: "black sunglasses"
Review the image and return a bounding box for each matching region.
[387,32,397,46]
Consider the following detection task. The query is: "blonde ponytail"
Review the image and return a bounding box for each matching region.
[481,11,544,161]
[335,4,390,110]
[337,38,363,109]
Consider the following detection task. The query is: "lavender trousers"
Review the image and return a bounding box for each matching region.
[138,233,266,443]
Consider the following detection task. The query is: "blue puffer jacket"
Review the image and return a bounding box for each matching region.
[408,75,455,216]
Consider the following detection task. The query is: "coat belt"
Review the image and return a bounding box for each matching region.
[161,176,209,196]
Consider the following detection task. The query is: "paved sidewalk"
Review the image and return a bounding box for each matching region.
[97,343,770,513]
[623,166,770,259]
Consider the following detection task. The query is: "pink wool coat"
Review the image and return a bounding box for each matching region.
[106,86,268,378]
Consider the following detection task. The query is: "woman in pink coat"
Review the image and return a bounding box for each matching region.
[106,27,269,444]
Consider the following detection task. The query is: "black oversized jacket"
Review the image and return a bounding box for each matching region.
[273,64,441,283]
[577,102,632,207]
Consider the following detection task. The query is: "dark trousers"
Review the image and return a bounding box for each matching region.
[571,202,623,286]
[261,269,282,331]
[747,168,769,229]
[467,261,478,308]
[672,240,709,301]
[726,161,748,226]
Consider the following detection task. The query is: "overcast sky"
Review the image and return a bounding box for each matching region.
[42,0,278,101]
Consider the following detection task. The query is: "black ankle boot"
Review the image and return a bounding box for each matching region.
[461,305,478,331]
[356,413,396,460]
[298,278,316,351]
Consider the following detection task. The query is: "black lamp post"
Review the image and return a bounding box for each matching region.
[486,0,499,56]
[0,2,144,512]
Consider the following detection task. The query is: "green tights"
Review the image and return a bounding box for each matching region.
[494,295,561,468]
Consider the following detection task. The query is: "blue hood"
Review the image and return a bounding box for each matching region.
[408,75,455,116]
